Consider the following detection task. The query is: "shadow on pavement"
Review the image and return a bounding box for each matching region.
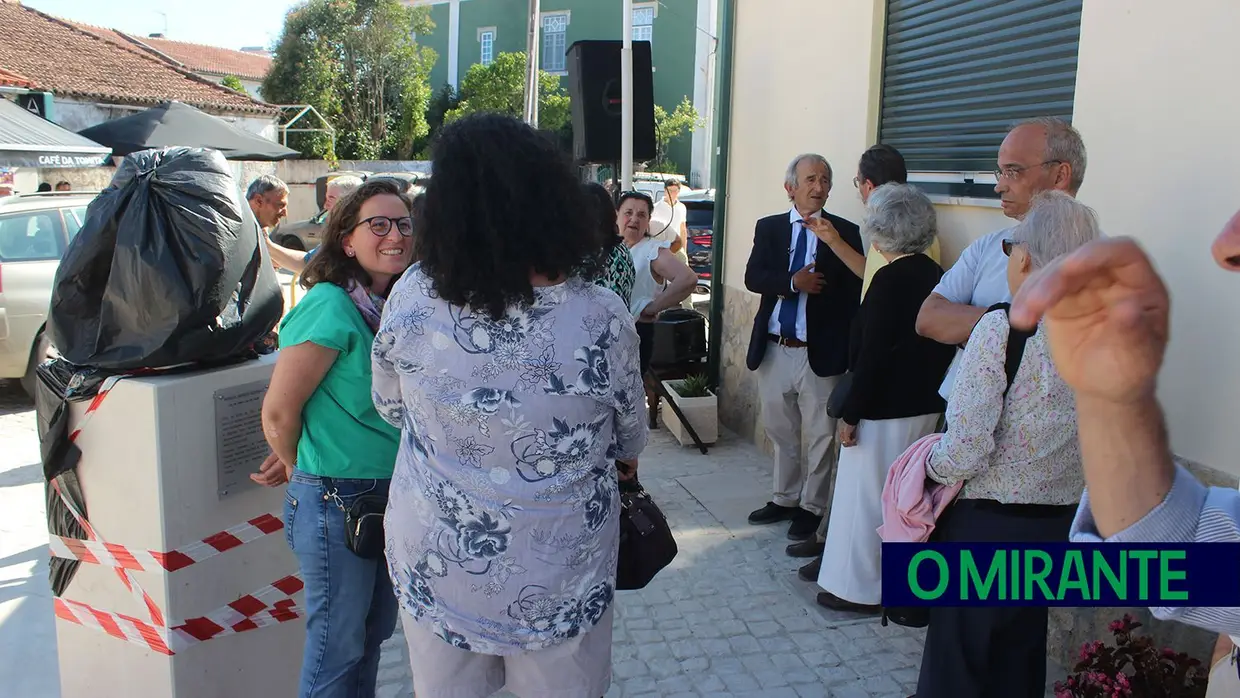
[0,379,33,417]
[0,462,43,489]
[0,544,61,698]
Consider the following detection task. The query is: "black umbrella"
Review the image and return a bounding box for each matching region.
[78,101,299,161]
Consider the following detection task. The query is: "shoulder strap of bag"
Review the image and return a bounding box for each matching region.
[985,302,1034,396]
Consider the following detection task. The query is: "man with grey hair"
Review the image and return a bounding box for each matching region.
[915,116,1087,398]
[322,174,363,212]
[264,174,364,273]
[246,174,289,231]
[743,153,865,541]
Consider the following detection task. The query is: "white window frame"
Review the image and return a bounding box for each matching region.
[541,12,570,74]
[632,3,656,44]
[906,172,1003,209]
[478,27,496,66]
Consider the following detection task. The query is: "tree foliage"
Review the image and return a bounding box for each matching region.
[653,96,703,172]
[220,75,246,93]
[262,0,436,160]
[444,52,570,132]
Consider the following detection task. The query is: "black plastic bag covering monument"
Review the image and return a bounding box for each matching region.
[47,146,284,370]
[38,147,283,596]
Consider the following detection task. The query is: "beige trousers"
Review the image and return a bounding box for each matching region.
[757,342,840,516]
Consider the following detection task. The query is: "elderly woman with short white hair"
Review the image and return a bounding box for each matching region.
[815,183,956,613]
[915,191,1103,697]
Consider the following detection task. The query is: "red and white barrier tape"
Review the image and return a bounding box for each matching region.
[54,575,303,655]
[49,512,284,572]
[52,376,299,653]
[66,375,125,443]
[51,476,165,627]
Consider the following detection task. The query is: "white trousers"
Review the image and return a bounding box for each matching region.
[757,343,839,516]
[817,412,941,605]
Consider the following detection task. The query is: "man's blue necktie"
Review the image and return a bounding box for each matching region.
[778,220,807,339]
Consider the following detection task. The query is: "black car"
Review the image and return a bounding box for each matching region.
[683,199,714,294]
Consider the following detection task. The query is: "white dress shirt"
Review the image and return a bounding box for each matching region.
[766,208,821,342]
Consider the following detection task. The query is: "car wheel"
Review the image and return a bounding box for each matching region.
[695,283,711,296]
[278,235,305,252]
[20,331,55,398]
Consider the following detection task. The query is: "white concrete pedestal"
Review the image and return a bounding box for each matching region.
[660,380,719,446]
[53,355,304,698]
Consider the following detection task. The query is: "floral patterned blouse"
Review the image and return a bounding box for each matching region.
[596,241,636,309]
[926,310,1083,505]
[371,266,648,654]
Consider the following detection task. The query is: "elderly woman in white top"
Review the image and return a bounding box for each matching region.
[916,191,1102,698]
[615,191,698,377]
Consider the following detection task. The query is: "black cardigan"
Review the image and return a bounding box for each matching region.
[840,254,957,425]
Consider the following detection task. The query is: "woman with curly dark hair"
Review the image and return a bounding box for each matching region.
[254,177,414,697]
[372,113,648,698]
[582,181,636,307]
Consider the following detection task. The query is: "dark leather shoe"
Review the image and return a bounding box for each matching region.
[748,502,798,525]
[816,591,880,614]
[786,539,824,558]
[786,509,822,540]
[797,556,821,582]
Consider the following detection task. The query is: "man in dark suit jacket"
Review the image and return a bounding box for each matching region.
[744,153,864,541]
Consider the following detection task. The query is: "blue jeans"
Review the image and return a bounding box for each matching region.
[285,470,397,698]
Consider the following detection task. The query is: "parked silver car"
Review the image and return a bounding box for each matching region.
[0,191,96,395]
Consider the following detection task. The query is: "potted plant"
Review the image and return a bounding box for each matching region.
[660,373,717,446]
[1053,614,1208,697]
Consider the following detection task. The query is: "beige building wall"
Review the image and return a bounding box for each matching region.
[719,0,1240,478]
[716,0,1239,666]
[717,0,1009,447]
[1071,0,1240,477]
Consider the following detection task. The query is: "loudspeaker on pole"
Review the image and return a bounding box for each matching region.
[566,40,656,164]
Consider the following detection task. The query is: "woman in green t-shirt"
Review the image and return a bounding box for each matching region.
[254,178,413,698]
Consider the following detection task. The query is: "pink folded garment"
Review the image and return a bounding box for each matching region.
[877,433,962,543]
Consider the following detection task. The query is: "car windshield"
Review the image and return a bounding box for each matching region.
[685,206,713,228]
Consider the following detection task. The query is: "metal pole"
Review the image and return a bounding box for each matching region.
[705,0,736,389]
[523,0,541,126]
[621,0,634,190]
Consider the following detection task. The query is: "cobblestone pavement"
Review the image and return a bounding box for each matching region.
[0,377,1059,698]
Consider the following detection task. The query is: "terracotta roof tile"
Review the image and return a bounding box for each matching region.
[0,4,276,115]
[130,36,272,82]
[66,21,130,49]
[0,67,36,89]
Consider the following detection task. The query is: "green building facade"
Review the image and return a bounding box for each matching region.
[409,0,718,186]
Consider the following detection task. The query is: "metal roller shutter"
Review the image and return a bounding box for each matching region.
[879,0,1084,180]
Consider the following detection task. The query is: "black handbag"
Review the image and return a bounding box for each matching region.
[616,487,678,591]
[323,478,388,559]
[826,372,853,419]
